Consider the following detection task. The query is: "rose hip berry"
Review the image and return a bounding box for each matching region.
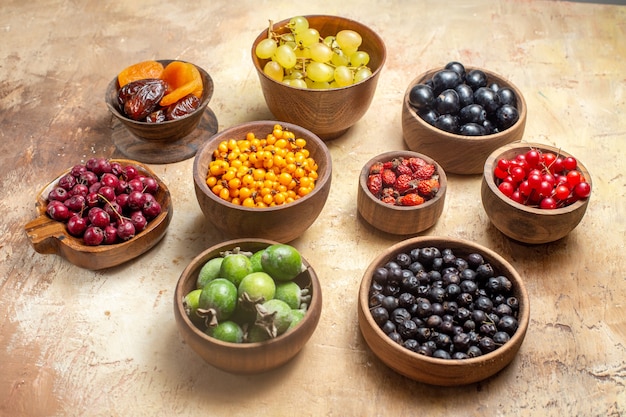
[44,158,163,246]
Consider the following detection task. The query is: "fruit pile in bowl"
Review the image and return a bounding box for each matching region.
[251,15,386,140]
[174,239,322,374]
[357,151,447,235]
[402,61,527,174]
[24,157,172,270]
[481,142,592,244]
[358,236,530,386]
[105,59,214,142]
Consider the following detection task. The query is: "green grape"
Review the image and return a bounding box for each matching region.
[306,61,334,83]
[280,33,295,44]
[350,50,370,67]
[264,60,284,82]
[256,38,277,60]
[295,28,320,47]
[274,44,297,69]
[354,67,372,83]
[309,80,331,89]
[331,49,350,67]
[289,79,308,89]
[323,35,337,48]
[309,42,333,63]
[285,69,305,80]
[295,47,311,59]
[336,29,362,54]
[333,65,354,87]
[289,16,309,34]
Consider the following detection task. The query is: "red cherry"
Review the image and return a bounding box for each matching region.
[542,152,557,168]
[83,226,104,246]
[539,197,557,209]
[525,149,541,168]
[67,215,88,237]
[566,170,582,187]
[510,166,526,183]
[562,156,577,171]
[550,157,564,175]
[498,181,515,197]
[494,166,508,180]
[574,182,591,199]
[554,184,571,201]
[497,158,510,172]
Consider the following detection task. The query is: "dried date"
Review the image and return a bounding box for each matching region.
[146,109,167,123]
[118,79,166,121]
[166,94,201,120]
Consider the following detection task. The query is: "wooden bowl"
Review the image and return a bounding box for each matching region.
[481,142,592,244]
[173,238,322,374]
[402,67,527,175]
[24,159,173,270]
[251,15,386,140]
[357,151,447,235]
[105,59,214,142]
[358,236,530,386]
[193,120,332,243]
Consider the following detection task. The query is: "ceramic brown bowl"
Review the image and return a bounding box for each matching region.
[357,151,447,235]
[402,66,527,175]
[173,238,322,374]
[105,59,214,143]
[481,142,592,244]
[24,159,172,270]
[251,15,386,140]
[193,120,332,243]
[358,236,530,386]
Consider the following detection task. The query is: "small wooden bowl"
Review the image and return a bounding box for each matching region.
[251,15,386,140]
[357,151,447,235]
[105,59,214,143]
[24,159,173,270]
[358,236,530,386]
[173,238,322,374]
[402,67,527,175]
[481,142,592,244]
[193,120,332,243]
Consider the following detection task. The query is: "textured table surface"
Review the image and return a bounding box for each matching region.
[1,1,625,416]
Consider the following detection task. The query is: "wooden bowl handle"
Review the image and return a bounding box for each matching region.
[24,215,66,254]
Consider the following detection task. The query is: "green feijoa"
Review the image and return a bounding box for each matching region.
[260,244,302,282]
[219,254,253,287]
[198,278,238,322]
[207,320,244,343]
[287,309,306,330]
[238,271,276,302]
[196,257,224,289]
[182,288,205,328]
[257,299,293,336]
[249,249,265,273]
[274,281,302,310]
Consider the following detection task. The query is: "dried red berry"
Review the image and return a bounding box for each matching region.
[381,169,397,187]
[398,193,424,206]
[367,174,383,197]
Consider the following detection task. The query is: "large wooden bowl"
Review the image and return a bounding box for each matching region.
[105,59,214,143]
[193,120,332,243]
[24,159,173,270]
[251,15,386,140]
[358,236,530,386]
[357,151,447,235]
[481,142,592,244]
[402,67,527,175]
[173,238,322,374]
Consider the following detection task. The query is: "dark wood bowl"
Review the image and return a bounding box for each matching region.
[357,151,447,235]
[105,59,214,143]
[193,120,332,243]
[358,236,530,386]
[24,159,173,270]
[481,142,592,244]
[173,238,322,374]
[251,15,386,140]
[402,67,527,175]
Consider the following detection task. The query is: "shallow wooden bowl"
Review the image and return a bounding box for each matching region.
[105,59,214,142]
[481,142,592,244]
[357,151,447,235]
[193,120,332,243]
[251,15,386,140]
[402,67,527,175]
[24,159,173,270]
[358,236,530,386]
[173,238,322,374]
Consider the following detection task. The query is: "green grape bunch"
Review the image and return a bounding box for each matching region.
[255,16,373,89]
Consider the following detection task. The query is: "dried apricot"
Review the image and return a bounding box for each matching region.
[159,61,203,107]
[117,60,164,88]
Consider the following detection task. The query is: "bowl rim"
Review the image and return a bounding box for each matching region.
[403,66,527,141]
[358,235,530,368]
[251,14,387,92]
[174,237,322,349]
[28,158,172,254]
[193,120,332,212]
[483,141,592,215]
[358,150,447,211]
[105,59,214,126]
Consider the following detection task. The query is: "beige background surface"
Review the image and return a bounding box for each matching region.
[1,1,625,416]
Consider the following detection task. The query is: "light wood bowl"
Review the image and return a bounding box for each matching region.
[105,59,214,142]
[193,120,332,243]
[24,159,173,270]
[251,15,386,140]
[357,151,447,235]
[481,142,592,244]
[402,67,527,175]
[358,236,530,386]
[173,238,322,374]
